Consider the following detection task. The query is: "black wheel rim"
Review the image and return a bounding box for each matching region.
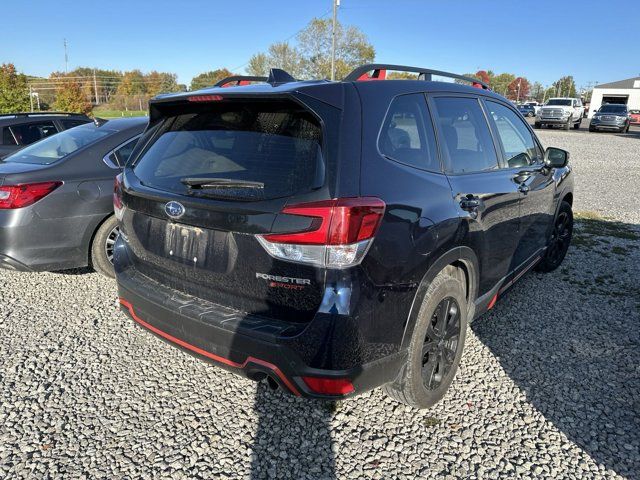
[422,297,461,390]
[547,211,572,265]
[105,226,120,264]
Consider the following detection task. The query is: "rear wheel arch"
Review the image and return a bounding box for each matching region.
[400,247,479,350]
[562,192,573,207]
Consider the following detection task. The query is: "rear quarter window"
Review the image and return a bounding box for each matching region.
[132,100,324,201]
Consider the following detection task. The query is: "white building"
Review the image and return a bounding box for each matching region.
[588,76,640,118]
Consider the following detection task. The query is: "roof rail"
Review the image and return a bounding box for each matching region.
[344,64,491,90]
[0,111,90,118]
[214,75,268,88]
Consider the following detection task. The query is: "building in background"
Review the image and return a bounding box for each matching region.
[588,76,640,118]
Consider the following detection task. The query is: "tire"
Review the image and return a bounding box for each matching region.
[573,119,580,129]
[90,215,119,279]
[535,201,573,273]
[384,270,468,409]
[589,125,596,132]
[564,117,571,130]
[534,122,541,129]
[624,124,630,133]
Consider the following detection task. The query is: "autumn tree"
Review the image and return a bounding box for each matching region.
[507,77,531,101]
[0,63,30,113]
[53,80,91,114]
[146,71,181,97]
[190,68,234,91]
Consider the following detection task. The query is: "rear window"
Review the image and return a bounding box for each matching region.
[133,100,324,201]
[3,123,113,165]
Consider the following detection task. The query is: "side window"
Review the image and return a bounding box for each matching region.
[114,136,140,165]
[379,94,439,171]
[431,97,498,174]
[9,121,57,145]
[2,128,17,146]
[61,119,88,130]
[485,101,540,168]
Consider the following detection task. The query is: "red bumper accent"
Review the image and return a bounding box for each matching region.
[119,298,301,396]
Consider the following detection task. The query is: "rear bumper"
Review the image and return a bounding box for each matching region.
[117,263,406,400]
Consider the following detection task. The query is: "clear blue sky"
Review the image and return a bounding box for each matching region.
[2,0,638,88]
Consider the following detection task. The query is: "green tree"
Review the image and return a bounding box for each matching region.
[116,70,146,97]
[146,71,180,97]
[190,68,234,91]
[552,76,576,98]
[53,80,91,114]
[247,53,269,77]
[0,63,30,113]
[491,73,516,97]
[297,18,374,79]
[248,18,375,80]
[530,82,545,102]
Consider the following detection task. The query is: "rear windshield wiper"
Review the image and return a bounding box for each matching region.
[180,177,264,189]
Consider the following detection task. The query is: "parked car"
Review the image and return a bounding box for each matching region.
[0,117,147,277]
[114,65,574,408]
[518,104,536,117]
[589,104,630,133]
[0,112,91,158]
[524,101,541,115]
[628,109,640,126]
[535,98,584,130]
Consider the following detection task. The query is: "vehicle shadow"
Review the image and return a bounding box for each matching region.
[50,266,94,275]
[249,382,336,479]
[472,215,640,478]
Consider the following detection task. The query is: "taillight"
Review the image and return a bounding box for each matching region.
[256,197,385,268]
[187,94,224,102]
[0,181,62,209]
[113,173,124,220]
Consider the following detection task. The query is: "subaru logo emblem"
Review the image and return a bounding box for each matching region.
[165,201,185,219]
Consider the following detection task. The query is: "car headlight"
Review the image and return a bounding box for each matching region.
[593,115,601,120]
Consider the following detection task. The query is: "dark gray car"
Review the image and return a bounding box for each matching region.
[0,116,147,277]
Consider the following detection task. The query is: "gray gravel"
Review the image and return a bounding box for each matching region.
[1,128,639,479]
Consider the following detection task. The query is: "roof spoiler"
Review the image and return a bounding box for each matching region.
[344,63,491,90]
[214,75,268,88]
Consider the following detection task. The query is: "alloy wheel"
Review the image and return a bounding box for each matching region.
[105,226,120,264]
[421,297,461,390]
[547,211,571,265]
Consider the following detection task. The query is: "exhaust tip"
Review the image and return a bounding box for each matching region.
[266,375,279,391]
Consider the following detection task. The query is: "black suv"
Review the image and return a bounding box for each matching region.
[0,112,91,157]
[114,64,574,408]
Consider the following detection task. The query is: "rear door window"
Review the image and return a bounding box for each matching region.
[378,94,439,172]
[431,97,499,174]
[485,100,541,168]
[9,121,57,145]
[133,100,324,201]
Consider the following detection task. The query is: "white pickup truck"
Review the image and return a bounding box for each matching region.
[535,98,585,130]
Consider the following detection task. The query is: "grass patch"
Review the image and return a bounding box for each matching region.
[573,211,640,242]
[92,109,147,118]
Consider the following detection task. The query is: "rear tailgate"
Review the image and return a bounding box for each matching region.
[120,95,340,323]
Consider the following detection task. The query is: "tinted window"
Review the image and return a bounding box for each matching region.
[114,136,140,165]
[2,128,17,146]
[486,101,540,168]
[379,94,439,171]
[9,121,57,145]
[432,97,498,174]
[61,119,89,129]
[133,100,323,201]
[3,123,113,165]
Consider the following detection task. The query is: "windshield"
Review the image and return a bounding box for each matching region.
[2,123,113,165]
[546,99,572,106]
[133,100,324,201]
[598,105,627,114]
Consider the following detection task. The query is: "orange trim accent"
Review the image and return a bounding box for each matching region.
[119,298,301,396]
[487,293,498,310]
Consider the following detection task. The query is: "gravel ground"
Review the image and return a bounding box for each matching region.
[1,128,639,479]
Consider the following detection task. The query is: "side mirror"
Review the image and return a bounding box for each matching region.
[544,147,569,168]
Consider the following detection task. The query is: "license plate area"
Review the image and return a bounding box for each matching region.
[164,222,209,265]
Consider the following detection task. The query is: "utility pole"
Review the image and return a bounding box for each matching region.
[330,0,340,81]
[516,78,522,103]
[93,69,99,104]
[64,38,68,73]
[29,85,34,112]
